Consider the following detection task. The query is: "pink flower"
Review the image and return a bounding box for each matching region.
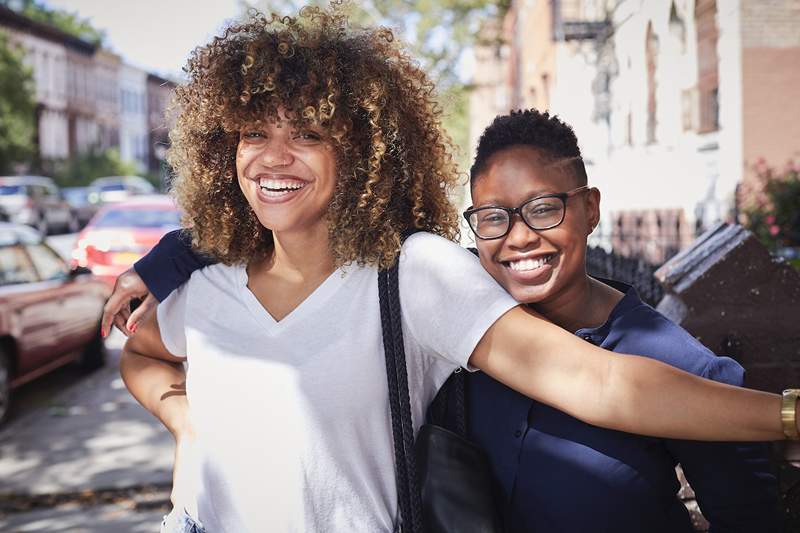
[769,225,780,236]
[766,215,776,224]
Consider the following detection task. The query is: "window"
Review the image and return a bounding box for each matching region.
[26,244,68,281]
[646,23,659,144]
[0,245,39,286]
[695,0,719,133]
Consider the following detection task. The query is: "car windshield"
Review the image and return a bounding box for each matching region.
[93,208,181,229]
[64,189,88,205]
[0,185,25,195]
[99,184,127,192]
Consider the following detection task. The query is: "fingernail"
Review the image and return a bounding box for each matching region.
[101,328,106,338]
[130,323,137,333]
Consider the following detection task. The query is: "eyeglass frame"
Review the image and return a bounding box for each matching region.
[463,185,589,240]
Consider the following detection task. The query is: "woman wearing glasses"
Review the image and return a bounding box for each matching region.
[105,7,792,532]
[462,109,779,532]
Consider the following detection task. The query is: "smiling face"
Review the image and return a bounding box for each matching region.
[472,145,600,305]
[236,114,337,236]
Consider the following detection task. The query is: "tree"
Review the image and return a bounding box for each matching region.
[248,1,510,173]
[0,30,36,174]
[48,147,140,188]
[1,0,105,46]
[740,160,800,261]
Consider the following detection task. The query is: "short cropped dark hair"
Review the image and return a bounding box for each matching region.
[470,109,587,187]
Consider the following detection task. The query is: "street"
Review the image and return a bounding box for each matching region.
[0,233,173,532]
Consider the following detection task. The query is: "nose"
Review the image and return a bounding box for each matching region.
[504,214,541,250]
[260,136,293,167]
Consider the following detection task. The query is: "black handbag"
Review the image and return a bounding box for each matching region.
[378,259,504,533]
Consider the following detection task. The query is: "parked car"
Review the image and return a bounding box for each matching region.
[0,176,77,235]
[0,223,109,425]
[71,195,182,287]
[89,176,156,204]
[62,186,102,229]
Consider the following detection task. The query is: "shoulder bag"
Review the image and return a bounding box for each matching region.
[378,256,504,533]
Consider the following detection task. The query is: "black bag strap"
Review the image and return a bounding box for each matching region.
[379,257,424,533]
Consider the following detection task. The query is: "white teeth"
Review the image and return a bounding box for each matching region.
[508,255,553,272]
[258,177,306,191]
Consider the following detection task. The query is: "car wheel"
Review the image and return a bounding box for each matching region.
[77,326,106,372]
[0,351,11,426]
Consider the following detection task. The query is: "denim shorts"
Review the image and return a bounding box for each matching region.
[160,507,206,533]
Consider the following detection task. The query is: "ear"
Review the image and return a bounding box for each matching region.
[585,187,601,235]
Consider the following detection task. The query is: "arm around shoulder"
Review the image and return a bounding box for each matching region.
[134,229,214,302]
[468,306,785,442]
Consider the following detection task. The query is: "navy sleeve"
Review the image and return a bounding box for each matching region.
[664,357,781,533]
[133,229,216,302]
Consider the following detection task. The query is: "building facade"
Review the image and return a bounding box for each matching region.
[470,0,800,263]
[146,73,176,181]
[118,64,149,172]
[93,49,121,152]
[0,4,175,177]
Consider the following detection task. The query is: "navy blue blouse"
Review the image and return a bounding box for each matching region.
[467,279,779,533]
[136,230,780,533]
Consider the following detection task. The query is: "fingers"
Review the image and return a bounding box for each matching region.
[101,268,150,337]
[113,311,132,338]
[126,293,158,333]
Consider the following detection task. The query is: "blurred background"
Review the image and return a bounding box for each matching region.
[0,0,797,531]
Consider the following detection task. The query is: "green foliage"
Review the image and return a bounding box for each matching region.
[248,1,508,174]
[47,148,139,188]
[0,30,36,174]
[3,0,105,46]
[741,160,800,252]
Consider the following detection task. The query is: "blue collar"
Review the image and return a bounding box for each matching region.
[572,278,644,343]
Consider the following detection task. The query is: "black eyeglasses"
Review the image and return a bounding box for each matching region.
[463,186,588,240]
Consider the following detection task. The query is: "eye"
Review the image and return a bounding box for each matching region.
[525,203,561,218]
[241,131,264,141]
[478,211,507,225]
[293,130,323,143]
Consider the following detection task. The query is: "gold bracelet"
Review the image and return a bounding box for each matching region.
[781,389,800,440]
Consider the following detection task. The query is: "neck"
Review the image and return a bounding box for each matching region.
[533,273,623,333]
[263,224,335,281]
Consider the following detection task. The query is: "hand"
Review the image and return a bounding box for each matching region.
[101,268,157,337]
[172,432,200,519]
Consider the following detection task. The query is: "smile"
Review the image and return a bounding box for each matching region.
[258,177,308,197]
[506,254,555,272]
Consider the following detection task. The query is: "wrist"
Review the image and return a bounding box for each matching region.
[781,389,800,440]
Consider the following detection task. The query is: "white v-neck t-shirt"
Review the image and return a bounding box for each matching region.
[157,232,518,532]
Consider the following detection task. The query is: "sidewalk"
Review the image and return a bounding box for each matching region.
[0,332,174,531]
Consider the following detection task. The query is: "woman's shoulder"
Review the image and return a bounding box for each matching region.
[185,262,245,297]
[401,232,477,265]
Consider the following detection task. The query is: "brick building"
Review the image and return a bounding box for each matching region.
[470,0,800,263]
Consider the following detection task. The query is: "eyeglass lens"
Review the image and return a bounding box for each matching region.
[469,197,565,239]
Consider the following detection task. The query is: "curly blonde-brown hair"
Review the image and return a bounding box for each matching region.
[167,3,460,268]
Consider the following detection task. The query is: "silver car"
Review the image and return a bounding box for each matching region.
[89,176,156,204]
[0,176,77,235]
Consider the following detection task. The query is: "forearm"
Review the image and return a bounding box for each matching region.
[472,307,787,442]
[134,229,213,302]
[120,346,192,439]
[601,353,781,441]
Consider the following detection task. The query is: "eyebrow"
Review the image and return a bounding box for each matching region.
[474,189,559,208]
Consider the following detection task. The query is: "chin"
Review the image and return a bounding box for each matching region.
[502,278,553,305]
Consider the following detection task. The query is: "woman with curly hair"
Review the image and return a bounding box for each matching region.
[116,5,795,532]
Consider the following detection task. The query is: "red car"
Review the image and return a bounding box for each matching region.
[0,223,109,425]
[71,195,182,288]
